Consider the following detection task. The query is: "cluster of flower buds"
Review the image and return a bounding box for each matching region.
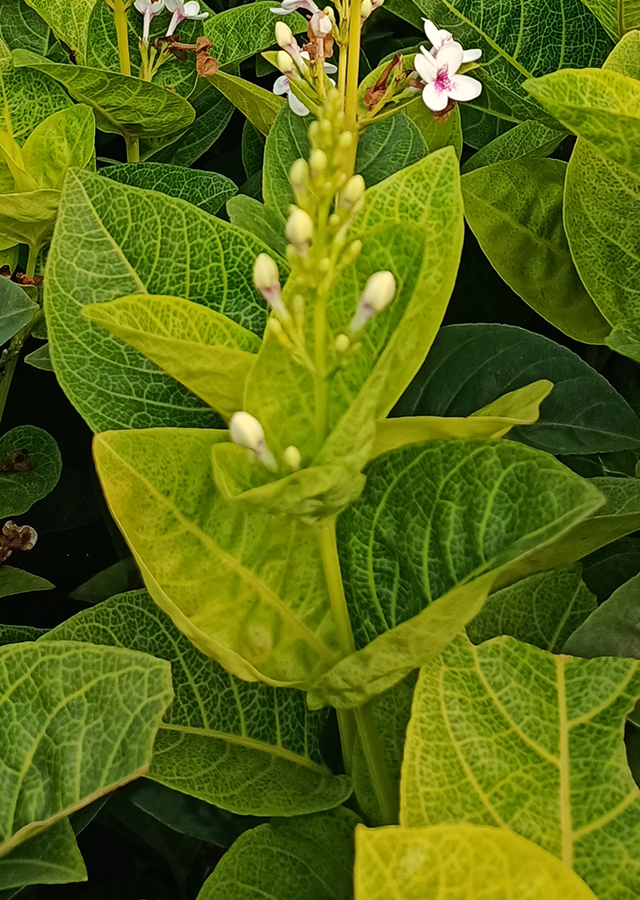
[133,0,208,44]
[271,19,337,116]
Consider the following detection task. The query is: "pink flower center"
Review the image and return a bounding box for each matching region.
[434,67,453,93]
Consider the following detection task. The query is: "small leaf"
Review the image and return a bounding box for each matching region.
[0,567,53,599]
[0,425,61,518]
[147,85,234,168]
[227,195,288,258]
[564,571,640,660]
[197,808,359,900]
[0,278,37,345]
[100,163,237,217]
[207,70,284,137]
[579,0,640,37]
[462,120,566,173]
[23,342,52,371]
[0,624,47,645]
[0,640,172,857]
[354,824,599,899]
[0,821,86,892]
[20,104,95,191]
[401,634,640,900]
[21,0,94,62]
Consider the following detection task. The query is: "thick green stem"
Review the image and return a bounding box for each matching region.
[113,0,132,76]
[344,0,362,136]
[338,41,348,99]
[354,702,399,825]
[125,133,141,163]
[25,242,40,279]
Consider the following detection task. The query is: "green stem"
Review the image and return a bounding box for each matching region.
[318,521,355,657]
[354,702,399,825]
[337,708,357,775]
[338,41,348,99]
[124,133,141,162]
[113,0,132,76]
[344,0,363,137]
[25,242,40,279]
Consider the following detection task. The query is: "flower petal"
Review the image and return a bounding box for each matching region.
[270,6,292,11]
[462,47,482,62]
[448,73,483,101]
[414,48,437,81]
[164,0,180,10]
[288,92,310,116]
[435,39,463,73]
[423,18,441,47]
[324,61,338,74]
[422,82,449,111]
[273,75,290,95]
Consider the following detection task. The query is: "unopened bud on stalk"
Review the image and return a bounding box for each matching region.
[323,5,335,23]
[361,0,372,17]
[310,148,327,176]
[338,132,353,150]
[276,50,295,73]
[230,412,277,471]
[286,207,313,253]
[289,158,309,193]
[342,239,363,267]
[349,270,396,333]
[284,444,302,470]
[253,253,286,314]
[335,333,350,353]
[309,9,332,36]
[341,174,365,209]
[275,21,294,48]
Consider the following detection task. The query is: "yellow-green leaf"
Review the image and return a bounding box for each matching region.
[207,70,284,137]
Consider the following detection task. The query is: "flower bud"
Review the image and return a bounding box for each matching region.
[229,411,277,471]
[323,5,335,23]
[335,333,350,353]
[341,174,365,209]
[361,0,372,16]
[289,158,309,193]
[338,131,353,150]
[286,207,313,253]
[253,253,285,314]
[349,270,396,333]
[275,21,293,48]
[310,148,327,176]
[277,50,295,74]
[309,9,332,37]
[341,239,363,267]
[284,444,302,470]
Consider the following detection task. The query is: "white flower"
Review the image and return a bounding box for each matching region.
[165,0,209,36]
[229,412,277,471]
[414,41,482,112]
[423,18,482,64]
[134,0,165,42]
[270,0,320,15]
[273,52,337,116]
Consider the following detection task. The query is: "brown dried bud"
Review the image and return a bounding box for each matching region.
[0,521,38,564]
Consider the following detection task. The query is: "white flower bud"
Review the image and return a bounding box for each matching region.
[289,158,309,193]
[309,9,332,37]
[310,148,327,176]
[277,50,295,74]
[349,270,396,333]
[338,131,353,150]
[361,0,372,16]
[286,207,313,252]
[283,445,302,470]
[275,21,293,48]
[229,411,277,471]
[335,333,350,353]
[253,253,285,314]
[341,174,365,209]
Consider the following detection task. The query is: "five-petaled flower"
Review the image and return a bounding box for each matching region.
[134,0,165,42]
[165,0,209,36]
[273,52,337,116]
[422,18,482,64]
[414,40,482,112]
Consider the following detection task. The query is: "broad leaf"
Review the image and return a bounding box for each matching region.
[147,85,234,167]
[0,0,49,55]
[582,536,640,602]
[83,294,260,418]
[0,278,37,345]
[45,168,269,432]
[579,0,640,41]
[49,590,351,816]
[0,425,61,517]
[307,439,603,709]
[0,567,53,598]
[462,159,610,343]
[405,99,463,157]
[22,0,94,63]
[462,120,566,173]
[0,54,71,146]
[394,324,640,455]
[563,32,640,326]
[227,195,288,258]
[0,821,86,892]
[12,51,195,141]
[93,427,342,689]
[564,571,640,661]
[204,2,306,69]
[354,824,599,899]
[100,163,237,217]
[197,808,358,899]
[411,0,611,142]
[207,70,284,137]
[0,640,172,857]
[467,565,597,652]
[0,624,46,645]
[401,634,640,900]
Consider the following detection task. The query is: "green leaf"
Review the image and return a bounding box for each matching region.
[405,100,463,157]
[582,536,640,602]
[23,342,53,371]
[462,160,610,343]
[227,194,288,259]
[394,324,640,455]
[49,590,352,816]
[371,380,552,458]
[564,571,640,660]
[467,565,597,652]
[0,623,47,645]
[0,278,37,345]
[92,427,343,690]
[0,0,50,54]
[20,104,95,191]
[0,821,86,892]
[242,121,265,180]
[0,566,53,598]
[354,824,599,899]
[0,189,60,251]
[100,163,237,217]
[411,0,612,139]
[579,0,640,40]
[525,66,640,177]
[69,558,139,604]
[0,640,172,857]
[307,439,603,709]
[401,634,640,900]
[146,85,234,167]
[22,0,94,63]
[12,50,195,141]
[45,168,270,432]
[0,425,62,517]
[563,33,640,326]
[207,70,284,137]
[462,120,566,173]
[83,293,261,419]
[197,808,359,900]
[204,2,307,70]
[606,319,640,363]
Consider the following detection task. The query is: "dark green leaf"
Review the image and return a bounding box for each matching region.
[564,572,640,659]
[0,425,62,518]
[100,163,237,216]
[0,623,47,645]
[582,536,640,602]
[0,278,38,346]
[69,558,140,604]
[146,84,234,167]
[0,821,85,892]
[0,0,50,54]
[0,566,53,599]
